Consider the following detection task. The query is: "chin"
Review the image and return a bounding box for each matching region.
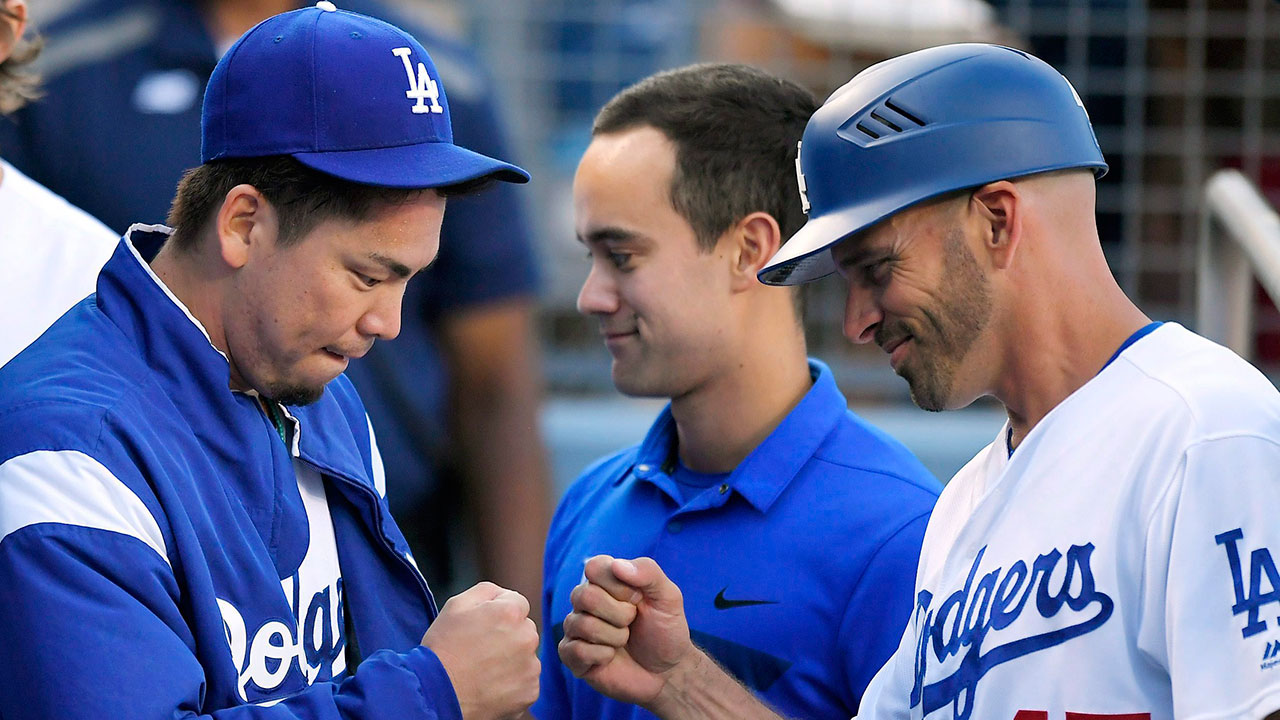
[265,382,326,407]
[610,367,671,399]
[903,368,949,413]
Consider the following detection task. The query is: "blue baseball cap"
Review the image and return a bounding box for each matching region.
[201,1,529,188]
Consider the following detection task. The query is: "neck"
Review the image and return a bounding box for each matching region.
[996,270,1149,448]
[669,308,810,474]
[150,240,242,386]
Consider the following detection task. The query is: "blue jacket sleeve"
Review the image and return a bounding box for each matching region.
[0,514,460,720]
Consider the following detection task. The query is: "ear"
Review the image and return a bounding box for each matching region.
[969,181,1022,270]
[214,184,277,270]
[726,211,783,292]
[0,0,27,61]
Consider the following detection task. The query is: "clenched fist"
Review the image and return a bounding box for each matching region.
[422,582,540,720]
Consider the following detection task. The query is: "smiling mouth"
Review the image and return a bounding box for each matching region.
[881,336,910,356]
[882,336,913,369]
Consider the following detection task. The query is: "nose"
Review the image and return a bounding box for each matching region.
[576,262,619,317]
[357,287,404,341]
[842,280,883,345]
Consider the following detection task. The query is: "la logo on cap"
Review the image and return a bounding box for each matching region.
[392,47,444,115]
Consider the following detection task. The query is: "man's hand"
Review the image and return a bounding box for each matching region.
[422,582,539,720]
[557,555,698,709]
[558,557,786,720]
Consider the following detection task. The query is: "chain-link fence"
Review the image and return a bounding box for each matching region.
[422,0,1278,398]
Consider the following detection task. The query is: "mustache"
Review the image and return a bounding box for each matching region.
[874,321,913,351]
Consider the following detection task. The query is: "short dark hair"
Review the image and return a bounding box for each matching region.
[0,2,43,115]
[593,63,817,253]
[166,155,491,251]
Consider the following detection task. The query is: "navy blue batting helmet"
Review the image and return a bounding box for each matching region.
[759,43,1107,286]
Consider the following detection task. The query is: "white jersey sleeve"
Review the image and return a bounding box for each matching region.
[1140,433,1280,719]
[855,617,915,720]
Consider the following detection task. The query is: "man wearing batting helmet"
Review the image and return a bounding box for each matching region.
[0,4,539,719]
[558,44,1280,720]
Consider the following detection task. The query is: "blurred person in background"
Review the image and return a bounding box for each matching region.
[0,0,116,366]
[537,63,941,720]
[0,0,552,617]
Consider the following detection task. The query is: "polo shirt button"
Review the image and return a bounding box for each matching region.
[636,464,651,475]
[667,520,683,534]
[718,483,729,494]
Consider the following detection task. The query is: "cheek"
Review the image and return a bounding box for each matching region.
[292,272,357,329]
[884,268,939,314]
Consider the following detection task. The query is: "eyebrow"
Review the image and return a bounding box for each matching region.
[577,226,644,246]
[367,252,415,279]
[834,242,880,270]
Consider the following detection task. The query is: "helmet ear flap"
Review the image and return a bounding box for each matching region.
[760,43,1107,288]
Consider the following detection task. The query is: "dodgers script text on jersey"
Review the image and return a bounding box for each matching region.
[858,323,1280,720]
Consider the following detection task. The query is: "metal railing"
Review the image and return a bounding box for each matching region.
[1197,169,1280,360]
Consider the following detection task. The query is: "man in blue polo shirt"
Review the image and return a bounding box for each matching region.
[0,0,551,613]
[534,64,942,720]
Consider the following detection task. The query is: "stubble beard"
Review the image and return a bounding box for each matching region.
[264,382,326,407]
[902,229,992,412]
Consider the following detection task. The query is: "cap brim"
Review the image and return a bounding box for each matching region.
[760,184,949,286]
[759,208,876,286]
[293,140,529,188]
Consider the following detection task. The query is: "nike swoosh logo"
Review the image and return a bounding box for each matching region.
[714,587,779,610]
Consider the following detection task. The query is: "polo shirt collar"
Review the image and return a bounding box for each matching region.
[621,359,847,513]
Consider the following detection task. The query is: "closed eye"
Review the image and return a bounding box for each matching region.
[860,258,893,285]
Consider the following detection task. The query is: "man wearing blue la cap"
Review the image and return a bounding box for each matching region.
[0,4,540,720]
[558,44,1280,719]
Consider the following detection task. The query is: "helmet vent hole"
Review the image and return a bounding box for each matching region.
[869,111,902,133]
[855,123,881,139]
[883,99,926,127]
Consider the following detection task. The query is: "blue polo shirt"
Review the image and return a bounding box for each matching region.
[0,0,539,580]
[535,360,942,720]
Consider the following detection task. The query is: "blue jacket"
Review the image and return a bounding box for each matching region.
[0,230,460,720]
[0,0,540,575]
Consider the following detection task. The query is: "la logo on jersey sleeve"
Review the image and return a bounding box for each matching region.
[1217,527,1280,671]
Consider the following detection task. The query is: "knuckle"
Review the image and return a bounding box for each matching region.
[495,600,524,624]
[562,611,582,639]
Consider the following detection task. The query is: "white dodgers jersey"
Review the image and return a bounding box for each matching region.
[858,324,1280,720]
